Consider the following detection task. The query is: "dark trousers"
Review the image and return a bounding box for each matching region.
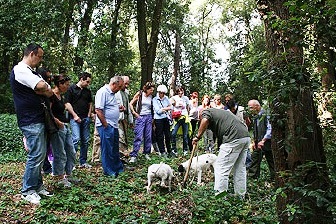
[248,147,275,179]
[154,118,171,154]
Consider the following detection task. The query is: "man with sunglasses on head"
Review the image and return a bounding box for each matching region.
[65,72,93,169]
[10,43,54,204]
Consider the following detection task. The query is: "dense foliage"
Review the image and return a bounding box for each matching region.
[0,114,26,162]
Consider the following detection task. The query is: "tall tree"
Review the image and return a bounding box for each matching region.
[61,0,77,73]
[257,0,332,223]
[107,0,123,77]
[137,0,164,87]
[74,0,98,74]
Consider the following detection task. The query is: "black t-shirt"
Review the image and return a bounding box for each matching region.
[50,94,68,123]
[64,84,92,119]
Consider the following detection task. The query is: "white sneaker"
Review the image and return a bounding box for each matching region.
[129,157,137,163]
[58,178,72,188]
[21,192,41,204]
[144,154,151,160]
[37,188,53,197]
[79,163,92,169]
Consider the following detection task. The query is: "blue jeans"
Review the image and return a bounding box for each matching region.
[50,124,76,176]
[20,123,47,194]
[171,118,189,152]
[70,117,91,165]
[97,125,124,176]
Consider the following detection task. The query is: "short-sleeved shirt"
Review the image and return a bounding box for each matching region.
[10,62,45,127]
[95,84,120,128]
[50,94,68,123]
[201,108,250,145]
[171,95,190,115]
[64,84,92,119]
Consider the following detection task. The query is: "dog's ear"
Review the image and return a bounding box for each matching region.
[178,164,185,172]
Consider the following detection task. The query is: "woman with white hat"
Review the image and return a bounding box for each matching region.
[152,84,173,157]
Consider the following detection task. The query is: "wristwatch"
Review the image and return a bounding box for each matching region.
[195,135,201,140]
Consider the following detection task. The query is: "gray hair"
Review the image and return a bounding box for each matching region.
[248,99,260,106]
[110,76,123,84]
[122,75,129,82]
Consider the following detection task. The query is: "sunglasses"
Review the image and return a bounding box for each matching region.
[59,76,71,84]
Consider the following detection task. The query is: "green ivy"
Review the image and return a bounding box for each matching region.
[0,114,25,163]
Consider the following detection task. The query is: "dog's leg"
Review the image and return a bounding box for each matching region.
[147,176,152,193]
[168,176,172,192]
[197,170,202,185]
[160,177,165,187]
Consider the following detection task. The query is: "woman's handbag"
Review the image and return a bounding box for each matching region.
[172,110,182,120]
[41,100,59,134]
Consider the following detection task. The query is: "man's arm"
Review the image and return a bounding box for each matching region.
[34,80,53,97]
[192,117,209,145]
[88,102,93,118]
[95,108,108,128]
[65,103,81,122]
[258,116,272,148]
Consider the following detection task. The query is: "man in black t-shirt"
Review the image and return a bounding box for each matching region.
[65,72,93,168]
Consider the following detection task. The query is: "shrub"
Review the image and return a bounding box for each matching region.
[0,114,25,163]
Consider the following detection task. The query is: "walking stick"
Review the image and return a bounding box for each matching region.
[182,144,197,188]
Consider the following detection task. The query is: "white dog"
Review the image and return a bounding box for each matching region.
[178,153,217,185]
[147,162,174,193]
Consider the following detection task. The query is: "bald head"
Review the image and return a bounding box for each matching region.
[122,76,130,90]
[248,99,261,115]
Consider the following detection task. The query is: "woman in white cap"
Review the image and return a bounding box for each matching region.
[152,84,173,157]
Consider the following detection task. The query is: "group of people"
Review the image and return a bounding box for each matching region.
[10,43,99,204]
[10,43,275,205]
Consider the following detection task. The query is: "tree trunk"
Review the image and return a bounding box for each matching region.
[60,0,76,74]
[170,32,181,97]
[315,0,335,124]
[257,0,332,223]
[137,0,164,87]
[108,0,123,77]
[137,0,148,87]
[74,0,97,74]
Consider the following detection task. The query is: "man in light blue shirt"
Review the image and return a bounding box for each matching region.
[95,76,124,177]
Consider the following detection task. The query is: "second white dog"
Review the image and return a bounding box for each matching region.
[147,162,174,193]
[178,153,217,185]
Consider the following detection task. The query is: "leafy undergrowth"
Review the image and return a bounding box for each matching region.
[0,154,278,223]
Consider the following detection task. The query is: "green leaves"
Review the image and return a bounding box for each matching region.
[0,114,25,162]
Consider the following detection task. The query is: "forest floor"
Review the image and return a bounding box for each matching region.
[0,149,278,224]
